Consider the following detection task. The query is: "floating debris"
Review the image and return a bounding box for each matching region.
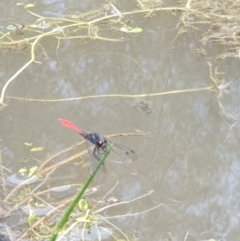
[6,173,38,186]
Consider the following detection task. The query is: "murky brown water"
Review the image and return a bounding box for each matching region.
[1,1,240,241]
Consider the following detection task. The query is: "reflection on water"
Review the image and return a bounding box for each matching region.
[1,0,240,240]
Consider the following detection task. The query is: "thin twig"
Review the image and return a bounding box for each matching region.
[0,28,59,105]
[102,181,118,201]
[30,168,56,195]
[6,85,215,103]
[101,203,164,220]
[183,231,189,241]
[95,190,154,214]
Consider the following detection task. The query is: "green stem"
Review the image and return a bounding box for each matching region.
[48,144,113,241]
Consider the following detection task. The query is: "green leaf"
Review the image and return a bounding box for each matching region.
[18,167,27,174]
[34,201,45,208]
[25,3,35,8]
[78,199,88,211]
[16,3,23,6]
[27,209,36,227]
[24,142,33,147]
[30,147,43,152]
[120,26,142,33]
[28,166,38,177]
[130,27,143,33]
[6,24,17,31]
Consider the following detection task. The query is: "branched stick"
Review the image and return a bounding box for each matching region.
[101,202,164,220]
[0,28,59,106]
[95,190,154,214]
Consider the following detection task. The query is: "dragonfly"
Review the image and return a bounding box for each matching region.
[58,119,136,168]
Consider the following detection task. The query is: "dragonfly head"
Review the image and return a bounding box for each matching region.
[97,138,107,149]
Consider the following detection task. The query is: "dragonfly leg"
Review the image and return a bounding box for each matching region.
[93,146,101,161]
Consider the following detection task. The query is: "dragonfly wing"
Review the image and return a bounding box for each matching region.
[104,137,137,164]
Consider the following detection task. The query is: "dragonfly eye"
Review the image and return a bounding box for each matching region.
[97,139,107,148]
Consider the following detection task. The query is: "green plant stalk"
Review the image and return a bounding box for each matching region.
[48,144,113,241]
